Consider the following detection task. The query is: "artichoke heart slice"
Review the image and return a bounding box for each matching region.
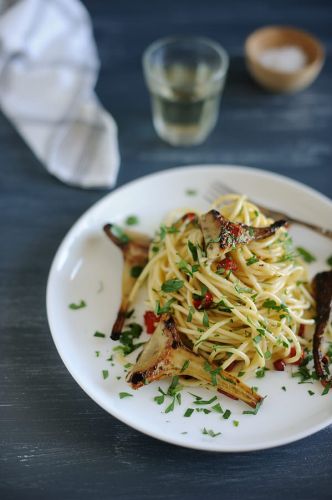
[127,314,262,409]
[200,209,286,260]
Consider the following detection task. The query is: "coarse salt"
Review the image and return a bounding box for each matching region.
[258,45,307,73]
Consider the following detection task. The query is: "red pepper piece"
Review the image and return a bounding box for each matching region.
[217,256,238,272]
[193,291,213,310]
[182,212,197,223]
[288,346,304,365]
[144,311,160,334]
[274,359,286,371]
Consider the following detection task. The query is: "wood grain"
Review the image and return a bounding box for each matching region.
[0,1,331,499]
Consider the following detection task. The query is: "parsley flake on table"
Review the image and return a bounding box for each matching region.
[69,300,86,310]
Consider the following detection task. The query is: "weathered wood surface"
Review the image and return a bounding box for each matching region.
[0,1,331,499]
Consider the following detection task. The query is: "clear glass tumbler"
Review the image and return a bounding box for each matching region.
[143,36,229,146]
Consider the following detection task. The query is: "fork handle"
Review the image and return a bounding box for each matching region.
[289,217,332,239]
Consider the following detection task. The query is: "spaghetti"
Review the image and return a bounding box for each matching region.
[128,194,315,379]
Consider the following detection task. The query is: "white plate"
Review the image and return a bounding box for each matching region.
[46,165,332,452]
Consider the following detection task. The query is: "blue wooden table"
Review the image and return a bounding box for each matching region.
[1,1,331,499]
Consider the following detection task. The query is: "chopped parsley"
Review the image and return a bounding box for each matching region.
[102,370,109,380]
[125,215,139,226]
[113,323,144,355]
[255,367,268,378]
[193,395,217,406]
[111,225,130,244]
[130,265,143,278]
[281,386,287,391]
[95,351,100,357]
[246,255,259,266]
[242,400,263,415]
[178,259,199,278]
[180,360,190,373]
[185,189,197,196]
[184,408,194,417]
[94,331,106,338]
[322,382,332,395]
[204,361,222,386]
[159,224,179,240]
[69,300,86,310]
[202,428,221,438]
[223,409,231,419]
[308,390,315,396]
[211,403,223,414]
[155,298,176,314]
[263,299,288,312]
[161,279,184,293]
[296,247,316,263]
[234,282,253,294]
[154,377,183,413]
[188,241,198,262]
[203,311,210,328]
[119,392,133,399]
[187,306,195,322]
[327,255,332,267]
[233,420,239,427]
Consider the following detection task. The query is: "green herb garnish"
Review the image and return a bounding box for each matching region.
[263,299,288,312]
[180,360,190,373]
[322,382,332,395]
[211,403,223,414]
[203,311,209,328]
[184,408,194,417]
[327,255,332,267]
[243,400,262,415]
[111,225,130,244]
[255,367,267,378]
[114,323,144,355]
[223,409,231,419]
[202,428,221,438]
[308,390,315,396]
[94,331,106,338]
[155,298,176,315]
[69,300,86,310]
[185,189,197,196]
[161,279,184,293]
[246,255,259,266]
[119,392,133,399]
[193,395,217,406]
[102,370,109,380]
[130,265,143,278]
[188,240,198,262]
[296,247,316,263]
[187,306,195,322]
[125,215,139,226]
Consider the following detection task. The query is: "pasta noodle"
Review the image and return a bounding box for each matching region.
[128,194,316,379]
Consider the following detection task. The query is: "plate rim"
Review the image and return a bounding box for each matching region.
[46,164,332,452]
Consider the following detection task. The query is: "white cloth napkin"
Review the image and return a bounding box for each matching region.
[0,0,120,188]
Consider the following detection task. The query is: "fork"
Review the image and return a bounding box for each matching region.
[204,180,332,240]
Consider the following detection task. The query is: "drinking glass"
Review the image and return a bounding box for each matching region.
[143,36,229,146]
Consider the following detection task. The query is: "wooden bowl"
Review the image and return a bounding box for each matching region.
[245,26,324,93]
